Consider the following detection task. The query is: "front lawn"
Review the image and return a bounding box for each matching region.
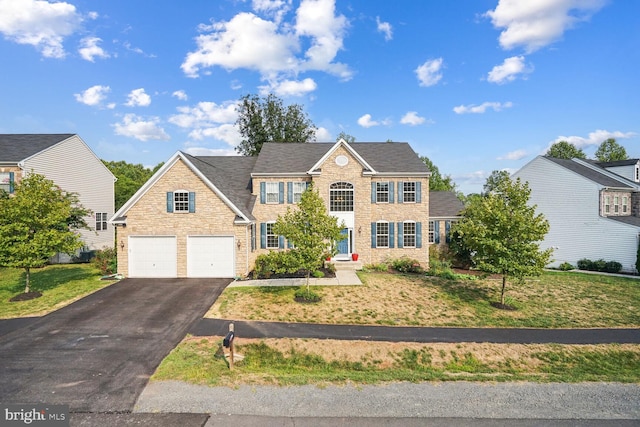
[0,264,118,319]
[207,271,640,328]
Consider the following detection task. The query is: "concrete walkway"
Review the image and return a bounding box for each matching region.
[228,269,362,287]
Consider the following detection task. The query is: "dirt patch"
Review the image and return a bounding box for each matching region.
[10,291,42,302]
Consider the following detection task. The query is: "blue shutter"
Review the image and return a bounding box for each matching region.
[445,221,451,243]
[416,222,422,248]
[371,222,376,248]
[287,182,293,203]
[260,223,266,249]
[166,192,173,213]
[371,182,376,203]
[397,222,404,248]
[279,182,284,204]
[398,182,404,203]
[260,182,266,204]
[389,222,395,248]
[416,182,422,203]
[8,172,14,193]
[389,182,394,203]
[279,235,285,249]
[434,221,440,244]
[287,239,293,249]
[188,192,196,213]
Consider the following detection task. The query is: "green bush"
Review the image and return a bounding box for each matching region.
[324,262,336,274]
[558,262,574,271]
[593,259,607,271]
[577,258,593,270]
[312,270,325,278]
[577,258,622,273]
[253,251,300,279]
[294,287,321,303]
[390,257,424,274]
[604,261,622,274]
[91,247,117,275]
[363,263,389,272]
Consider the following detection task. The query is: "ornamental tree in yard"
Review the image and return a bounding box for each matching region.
[273,184,344,295]
[452,174,552,307]
[0,174,89,294]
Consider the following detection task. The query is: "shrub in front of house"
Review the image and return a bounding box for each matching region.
[91,247,117,275]
[576,258,622,274]
[390,257,424,274]
[558,262,574,271]
[253,251,300,279]
[604,261,622,273]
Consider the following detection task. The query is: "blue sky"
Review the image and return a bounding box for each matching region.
[0,0,638,194]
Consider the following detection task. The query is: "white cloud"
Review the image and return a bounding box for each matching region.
[549,129,636,149]
[357,114,390,128]
[259,78,317,97]
[78,36,109,62]
[485,0,606,53]
[113,114,169,141]
[188,124,241,147]
[169,101,240,147]
[74,84,113,108]
[487,56,532,84]
[172,90,188,101]
[415,58,443,87]
[453,101,513,114]
[400,111,426,126]
[0,0,83,58]
[184,146,238,157]
[497,149,528,161]
[125,88,151,107]
[182,0,351,84]
[376,16,392,41]
[315,126,332,141]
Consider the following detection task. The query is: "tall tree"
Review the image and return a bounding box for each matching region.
[0,174,89,294]
[546,141,586,159]
[336,131,356,143]
[595,138,628,162]
[103,160,163,211]
[483,170,511,195]
[235,94,317,156]
[420,156,457,192]
[452,174,552,307]
[273,185,343,295]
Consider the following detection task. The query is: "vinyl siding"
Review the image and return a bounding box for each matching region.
[22,135,115,250]
[604,165,635,182]
[513,157,639,272]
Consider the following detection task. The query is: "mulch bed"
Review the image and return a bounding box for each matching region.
[10,291,43,302]
[251,267,336,280]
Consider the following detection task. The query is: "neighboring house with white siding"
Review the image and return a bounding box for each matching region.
[512,156,640,273]
[0,134,116,260]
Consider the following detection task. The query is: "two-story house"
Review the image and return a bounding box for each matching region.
[512,156,640,273]
[110,139,431,278]
[0,134,116,261]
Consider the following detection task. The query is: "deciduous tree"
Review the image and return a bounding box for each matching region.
[452,174,552,307]
[595,138,628,162]
[0,174,89,294]
[235,94,317,156]
[273,185,343,295]
[420,156,457,192]
[546,141,586,159]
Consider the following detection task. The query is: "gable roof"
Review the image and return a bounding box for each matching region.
[429,191,464,218]
[596,159,640,168]
[544,156,635,188]
[252,141,430,176]
[0,134,75,163]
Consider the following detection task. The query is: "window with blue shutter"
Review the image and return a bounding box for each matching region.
[389,222,395,248]
[434,221,440,244]
[166,192,174,212]
[260,223,266,249]
[389,183,394,203]
[397,221,404,248]
[279,182,284,204]
[398,182,404,203]
[415,182,421,203]
[416,222,422,248]
[287,182,293,204]
[260,182,266,204]
[188,192,196,213]
[371,183,376,203]
[371,222,377,248]
[445,221,451,243]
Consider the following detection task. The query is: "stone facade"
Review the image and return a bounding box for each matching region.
[600,189,632,217]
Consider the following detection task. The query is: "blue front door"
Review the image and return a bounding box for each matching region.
[337,228,349,255]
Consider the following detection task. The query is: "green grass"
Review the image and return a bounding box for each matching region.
[153,338,640,386]
[0,264,117,319]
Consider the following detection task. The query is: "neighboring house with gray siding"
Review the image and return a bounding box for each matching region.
[0,134,116,260]
[512,156,640,273]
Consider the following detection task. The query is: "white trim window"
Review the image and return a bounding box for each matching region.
[403,182,416,203]
[96,213,108,231]
[623,196,628,214]
[376,221,389,248]
[292,182,307,203]
[174,190,190,212]
[403,221,416,248]
[605,196,611,214]
[266,222,279,249]
[614,196,619,214]
[376,182,389,203]
[266,182,279,204]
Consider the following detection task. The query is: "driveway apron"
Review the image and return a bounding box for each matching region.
[0,278,230,412]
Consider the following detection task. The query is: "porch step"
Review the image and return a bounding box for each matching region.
[328,260,363,271]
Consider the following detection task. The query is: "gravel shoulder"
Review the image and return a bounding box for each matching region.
[135,381,640,420]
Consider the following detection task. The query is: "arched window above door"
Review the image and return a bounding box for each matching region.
[330,182,353,212]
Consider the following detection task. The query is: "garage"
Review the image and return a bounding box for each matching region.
[128,236,177,278]
[187,236,235,278]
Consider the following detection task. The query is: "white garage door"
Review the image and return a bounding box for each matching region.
[187,236,235,278]
[128,236,177,278]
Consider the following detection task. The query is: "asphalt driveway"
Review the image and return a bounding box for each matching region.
[0,278,230,412]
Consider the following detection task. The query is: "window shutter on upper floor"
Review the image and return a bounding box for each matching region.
[287,182,293,203]
[188,192,196,213]
[416,182,421,203]
[166,192,173,213]
[371,183,376,203]
[260,182,266,204]
[389,183,394,203]
[8,172,14,193]
[279,182,284,204]
[398,182,404,203]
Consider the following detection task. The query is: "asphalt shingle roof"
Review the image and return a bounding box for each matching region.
[0,134,75,163]
[429,191,464,218]
[252,142,430,174]
[544,157,633,188]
